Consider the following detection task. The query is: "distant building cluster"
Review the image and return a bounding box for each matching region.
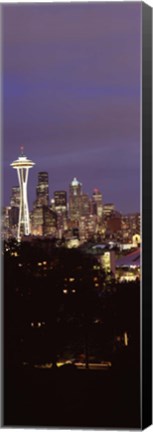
[2,169,140,248]
[2,152,141,283]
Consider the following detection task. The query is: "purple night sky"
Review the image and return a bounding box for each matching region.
[3,2,141,213]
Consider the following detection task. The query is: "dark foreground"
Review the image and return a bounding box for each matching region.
[4,365,140,429]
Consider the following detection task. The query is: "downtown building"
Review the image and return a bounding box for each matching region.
[69,177,92,221]
[69,177,83,224]
[9,186,20,222]
[92,188,103,220]
[53,191,68,237]
[31,172,57,237]
[36,172,49,206]
[121,213,141,245]
[8,186,20,238]
[69,178,103,242]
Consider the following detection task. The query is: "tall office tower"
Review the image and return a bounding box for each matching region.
[53,191,68,236]
[69,177,82,221]
[9,206,19,229]
[79,214,97,241]
[80,194,90,217]
[54,191,67,213]
[69,177,82,197]
[103,203,115,217]
[10,148,35,241]
[128,213,140,234]
[9,186,20,229]
[107,211,122,239]
[36,172,49,206]
[92,188,103,219]
[121,213,141,243]
[10,186,20,207]
[31,206,44,236]
[1,206,11,240]
[43,206,57,237]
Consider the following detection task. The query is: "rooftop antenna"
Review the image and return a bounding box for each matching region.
[20,145,24,156]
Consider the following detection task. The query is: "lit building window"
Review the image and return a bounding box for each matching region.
[124,332,128,346]
[93,265,100,270]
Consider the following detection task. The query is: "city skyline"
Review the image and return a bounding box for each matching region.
[6,162,140,216]
[4,159,140,245]
[3,3,140,213]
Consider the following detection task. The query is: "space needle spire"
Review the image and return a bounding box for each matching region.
[10,148,35,241]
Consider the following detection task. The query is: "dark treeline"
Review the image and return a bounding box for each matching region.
[3,239,140,428]
[4,239,140,369]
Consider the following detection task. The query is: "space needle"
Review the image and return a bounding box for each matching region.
[10,147,35,241]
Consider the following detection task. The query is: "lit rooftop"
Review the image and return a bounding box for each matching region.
[71,177,81,186]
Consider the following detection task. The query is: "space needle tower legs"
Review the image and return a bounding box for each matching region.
[11,147,35,241]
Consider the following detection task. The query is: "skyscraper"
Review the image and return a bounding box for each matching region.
[9,186,20,229]
[10,148,35,241]
[92,188,103,219]
[79,193,90,217]
[31,171,51,236]
[36,172,49,206]
[69,177,82,197]
[54,191,67,213]
[31,206,44,236]
[43,206,57,237]
[69,177,82,222]
[10,186,20,208]
[53,191,68,237]
[103,203,115,217]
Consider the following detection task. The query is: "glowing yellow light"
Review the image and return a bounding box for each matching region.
[72,289,76,293]
[69,278,75,282]
[43,261,47,265]
[120,274,137,282]
[124,332,128,346]
[93,265,100,270]
[38,262,42,266]
[11,251,18,257]
[57,362,64,367]
[63,289,68,294]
